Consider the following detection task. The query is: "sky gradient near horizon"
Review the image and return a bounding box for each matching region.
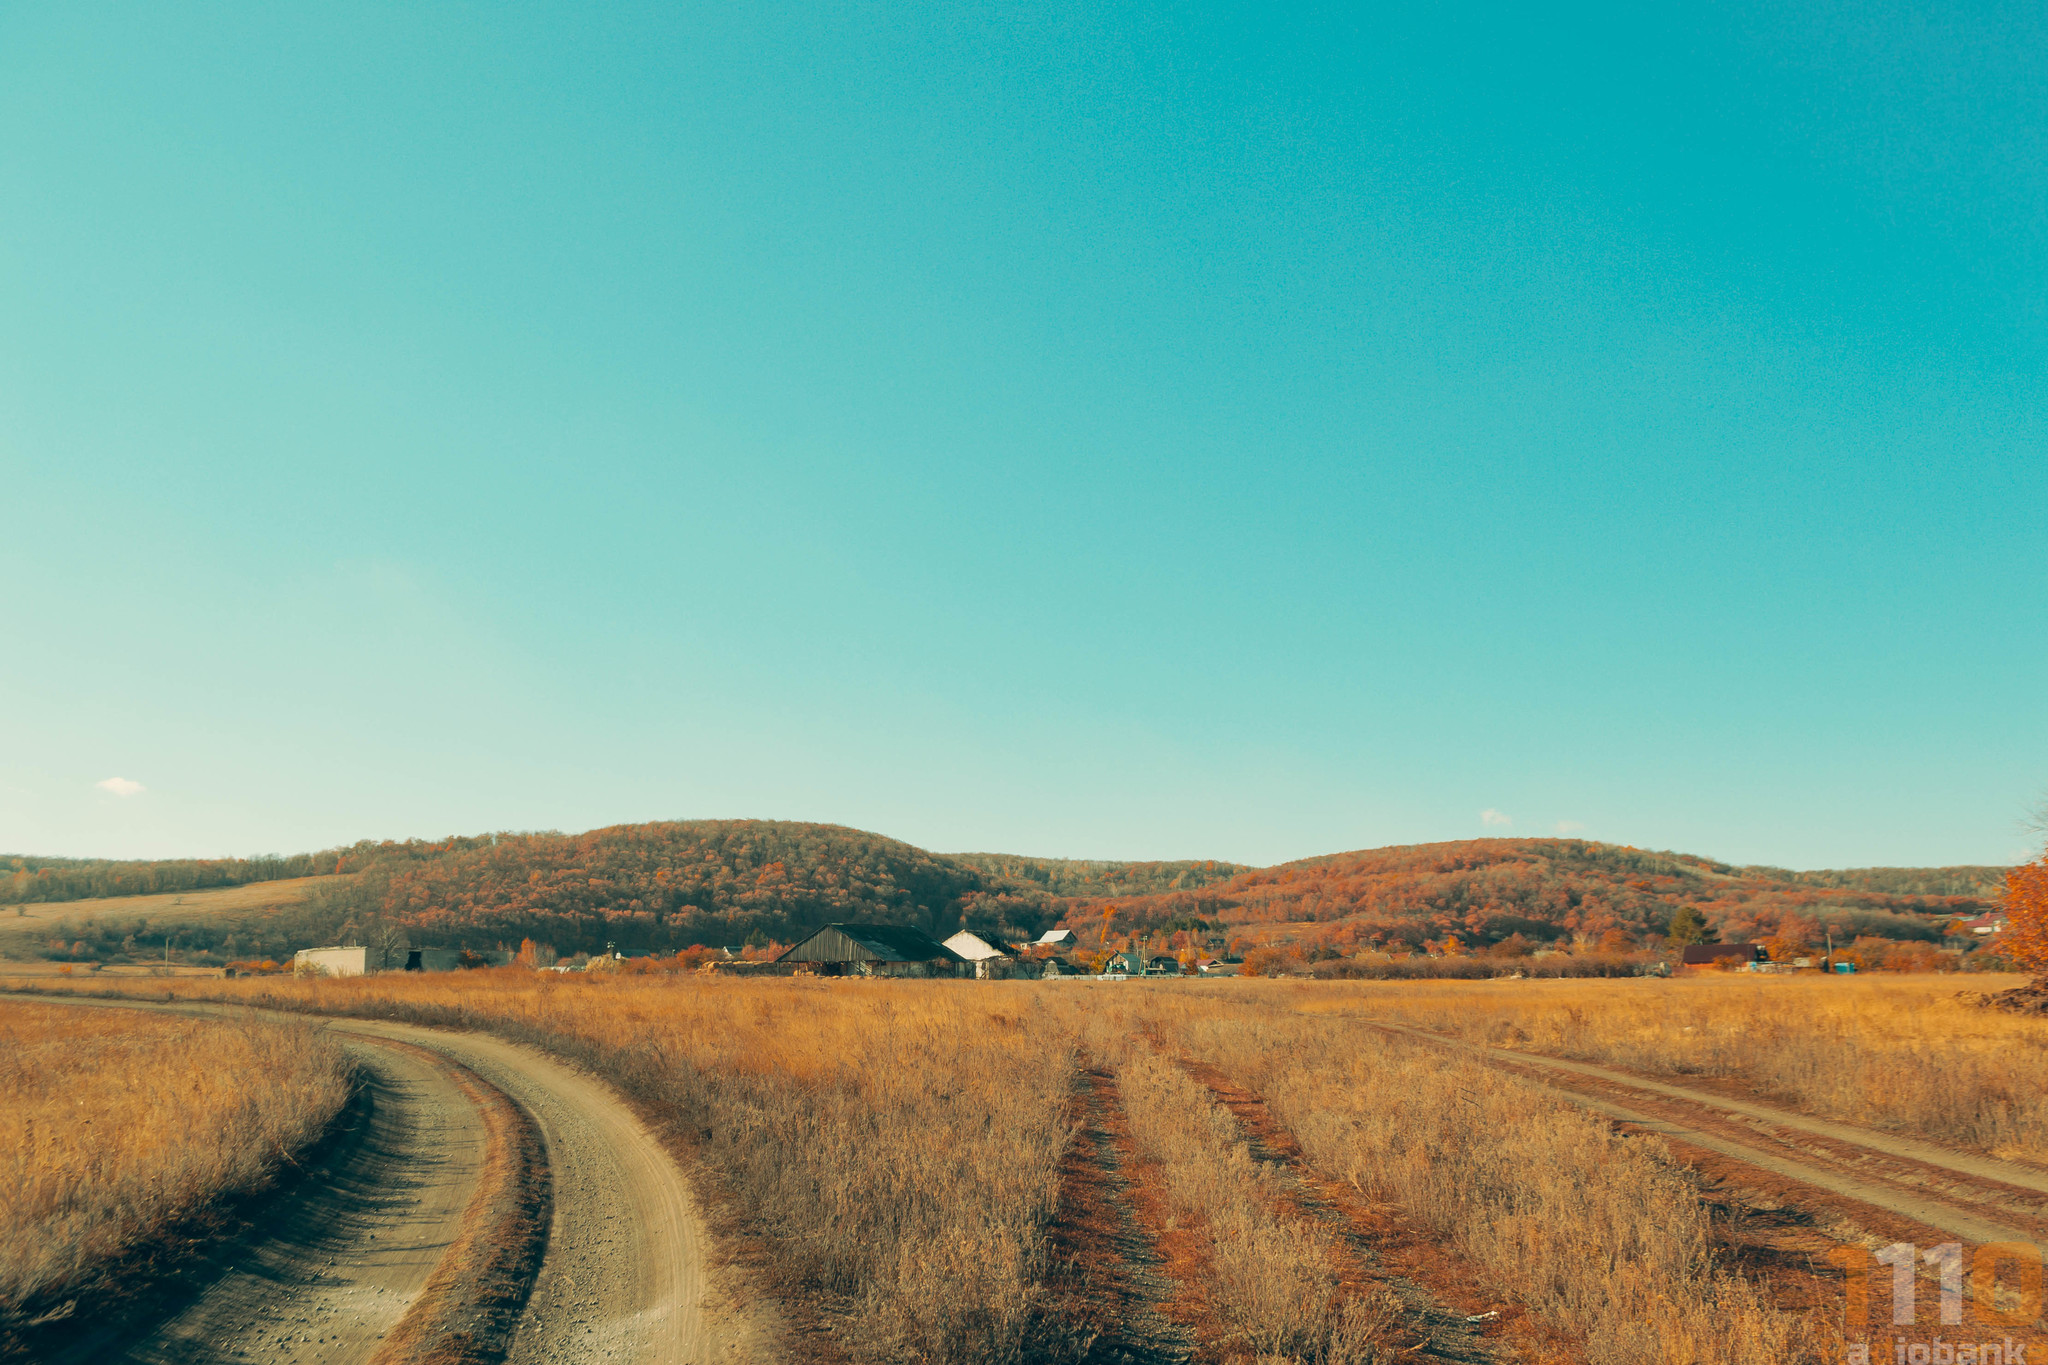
[4,2,2045,869]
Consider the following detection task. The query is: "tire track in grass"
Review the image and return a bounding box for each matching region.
[1042,1059,1196,1365]
[1373,1023,2046,1247]
[1161,1051,1561,1365]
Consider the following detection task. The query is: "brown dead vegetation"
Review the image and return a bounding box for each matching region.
[1286,974,2048,1162]
[1143,995,1837,1365]
[0,1000,351,1344]
[1065,1000,1402,1364]
[30,969,2026,1363]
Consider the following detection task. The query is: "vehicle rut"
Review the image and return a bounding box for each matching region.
[1376,1022,2048,1246]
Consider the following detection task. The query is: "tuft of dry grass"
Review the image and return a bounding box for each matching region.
[1277,974,2048,1161]
[0,1001,351,1326]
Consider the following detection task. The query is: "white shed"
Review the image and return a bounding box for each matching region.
[294,945,379,976]
[943,930,1010,962]
[1035,929,1079,949]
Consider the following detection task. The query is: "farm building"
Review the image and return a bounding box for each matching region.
[943,930,1027,979]
[777,923,969,977]
[1679,944,1764,968]
[294,945,503,975]
[1147,955,1181,975]
[1035,929,1079,949]
[294,945,383,976]
[1104,950,1144,976]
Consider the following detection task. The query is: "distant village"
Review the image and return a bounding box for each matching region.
[290,922,1241,979]
[286,909,2016,981]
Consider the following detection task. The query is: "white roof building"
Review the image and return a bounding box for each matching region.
[943,930,1012,962]
[1035,929,1079,948]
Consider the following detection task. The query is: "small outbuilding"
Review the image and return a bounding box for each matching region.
[1036,929,1079,949]
[778,923,969,978]
[945,930,1030,979]
[294,945,381,976]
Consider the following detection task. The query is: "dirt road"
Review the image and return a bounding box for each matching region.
[329,1019,728,1365]
[1377,1022,2048,1246]
[13,996,739,1365]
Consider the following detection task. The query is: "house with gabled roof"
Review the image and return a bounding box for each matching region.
[777,923,968,978]
[944,929,1029,979]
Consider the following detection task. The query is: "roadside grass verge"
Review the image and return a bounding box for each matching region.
[36,972,1079,1365]
[0,1000,351,1351]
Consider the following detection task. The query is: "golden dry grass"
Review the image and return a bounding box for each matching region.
[1140,992,1833,1365]
[1272,973,2048,1161]
[1065,1001,1397,1363]
[111,971,1078,1363]
[35,968,2035,1362]
[0,1001,351,1320]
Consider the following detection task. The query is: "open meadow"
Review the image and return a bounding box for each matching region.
[19,966,2046,1364]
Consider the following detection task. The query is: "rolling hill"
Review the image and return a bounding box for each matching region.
[4,823,2011,966]
[1057,838,2002,951]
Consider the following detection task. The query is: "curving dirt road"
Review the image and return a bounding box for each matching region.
[326,1019,727,1365]
[13,996,742,1365]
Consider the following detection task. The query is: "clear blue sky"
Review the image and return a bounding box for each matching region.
[4,2,2044,869]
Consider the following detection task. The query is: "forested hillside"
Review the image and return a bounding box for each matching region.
[1,837,492,905]
[320,820,1062,955]
[10,824,2008,967]
[1064,839,1999,951]
[1741,864,2009,898]
[947,853,1249,899]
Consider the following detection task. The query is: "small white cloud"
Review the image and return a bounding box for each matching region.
[95,777,145,797]
[1481,808,1512,828]
[1554,820,1585,834]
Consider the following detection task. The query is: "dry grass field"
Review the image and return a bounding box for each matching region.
[0,875,346,931]
[0,1000,352,1327]
[1282,973,2048,1160]
[27,968,2041,1364]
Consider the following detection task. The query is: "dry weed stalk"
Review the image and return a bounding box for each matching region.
[0,1001,350,1320]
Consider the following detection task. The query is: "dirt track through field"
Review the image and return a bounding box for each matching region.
[36,1027,491,1365]
[17,997,735,1365]
[1375,1021,2048,1246]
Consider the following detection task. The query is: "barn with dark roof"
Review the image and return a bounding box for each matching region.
[776,923,969,977]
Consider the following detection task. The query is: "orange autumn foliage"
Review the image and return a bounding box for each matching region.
[2001,852,2048,974]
